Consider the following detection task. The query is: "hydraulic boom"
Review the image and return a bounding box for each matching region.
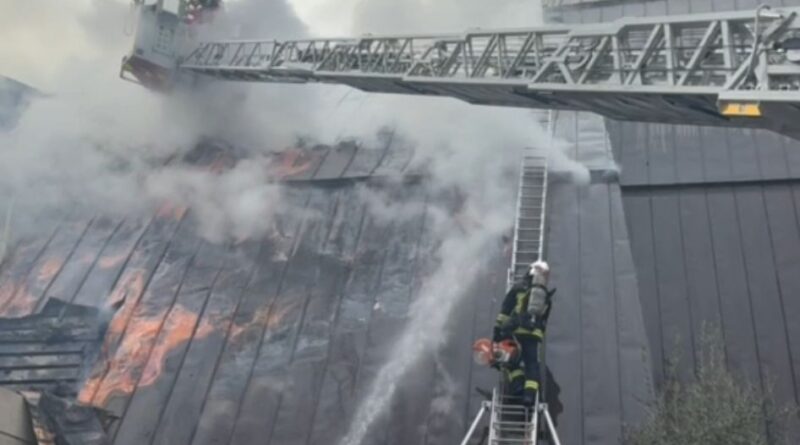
[126,4,800,138]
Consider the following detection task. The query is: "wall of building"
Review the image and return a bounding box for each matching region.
[544,0,800,441]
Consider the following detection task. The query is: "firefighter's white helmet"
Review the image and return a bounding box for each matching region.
[529,261,550,278]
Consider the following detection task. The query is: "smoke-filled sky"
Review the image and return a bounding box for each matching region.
[290,0,543,35]
[0,0,574,239]
[0,0,543,89]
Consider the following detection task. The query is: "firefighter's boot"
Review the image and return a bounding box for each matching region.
[522,380,539,407]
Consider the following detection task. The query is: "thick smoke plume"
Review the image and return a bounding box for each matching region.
[282,1,586,442]
[0,2,591,444]
[0,0,319,243]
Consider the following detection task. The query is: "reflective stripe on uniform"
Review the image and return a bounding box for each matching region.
[525,380,539,391]
[496,313,510,325]
[507,369,525,381]
[512,327,545,339]
[514,291,528,314]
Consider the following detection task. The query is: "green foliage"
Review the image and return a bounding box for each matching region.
[626,329,797,445]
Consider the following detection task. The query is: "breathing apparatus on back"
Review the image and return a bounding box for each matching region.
[527,261,552,318]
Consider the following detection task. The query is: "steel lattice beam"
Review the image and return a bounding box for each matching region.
[165,7,800,137]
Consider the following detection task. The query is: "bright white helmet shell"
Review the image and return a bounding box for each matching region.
[529,260,550,277]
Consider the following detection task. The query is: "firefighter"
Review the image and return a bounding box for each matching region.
[493,261,555,407]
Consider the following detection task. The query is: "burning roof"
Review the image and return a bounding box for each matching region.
[0,138,502,445]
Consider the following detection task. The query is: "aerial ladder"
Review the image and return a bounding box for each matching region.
[124,2,800,139]
[121,3,800,443]
[460,148,556,445]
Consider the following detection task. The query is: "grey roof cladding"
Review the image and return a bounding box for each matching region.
[0,299,106,395]
[622,184,800,441]
[0,176,508,445]
[545,110,655,445]
[607,121,800,186]
[544,0,800,442]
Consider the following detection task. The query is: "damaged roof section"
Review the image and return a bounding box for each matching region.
[0,155,503,445]
[0,298,112,445]
[194,128,416,184]
[0,298,106,396]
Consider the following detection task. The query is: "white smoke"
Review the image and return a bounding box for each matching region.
[276,2,587,443]
[0,2,590,443]
[290,0,544,36]
[144,159,285,243]
[0,0,316,242]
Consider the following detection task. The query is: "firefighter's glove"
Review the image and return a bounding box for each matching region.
[492,326,506,342]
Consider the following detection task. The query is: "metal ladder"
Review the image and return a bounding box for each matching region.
[462,109,556,445]
[487,389,535,445]
[508,152,548,287]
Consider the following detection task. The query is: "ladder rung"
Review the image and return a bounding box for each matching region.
[489,438,534,443]
[492,420,533,425]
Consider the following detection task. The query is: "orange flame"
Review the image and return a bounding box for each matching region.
[97,252,129,270]
[2,287,38,317]
[140,305,215,386]
[106,270,146,314]
[156,202,188,221]
[78,269,147,405]
[0,280,38,317]
[0,280,20,310]
[269,149,315,179]
[37,257,64,283]
[79,278,300,408]
[80,301,217,406]
[84,317,163,406]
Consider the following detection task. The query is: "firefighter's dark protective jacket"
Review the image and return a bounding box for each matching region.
[494,282,551,340]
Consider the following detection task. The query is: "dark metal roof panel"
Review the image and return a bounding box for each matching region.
[546,178,655,445]
[312,142,358,180]
[605,122,800,186]
[545,110,656,443]
[0,299,105,396]
[0,176,516,445]
[623,183,800,440]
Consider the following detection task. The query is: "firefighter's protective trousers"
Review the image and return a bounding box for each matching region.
[495,283,548,397]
